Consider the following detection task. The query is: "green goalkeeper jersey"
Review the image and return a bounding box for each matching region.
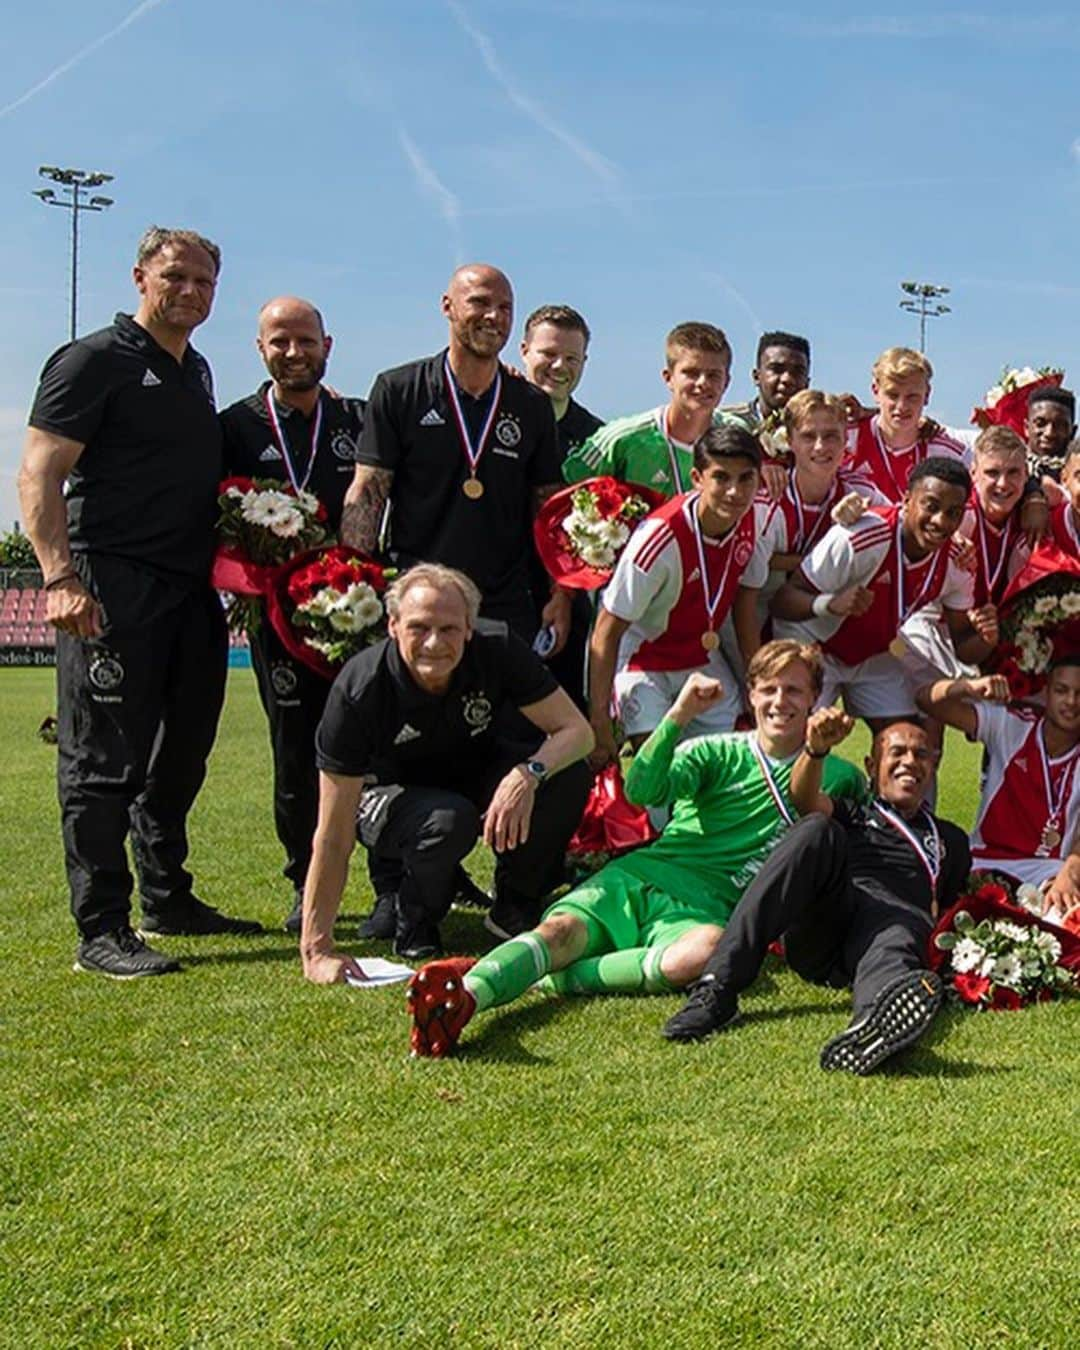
[563,406,751,496]
[620,717,866,922]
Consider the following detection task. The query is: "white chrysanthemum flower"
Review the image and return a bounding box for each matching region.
[328,607,364,633]
[295,489,320,516]
[270,507,304,538]
[985,385,1005,407]
[1033,930,1062,960]
[300,588,337,619]
[990,953,1023,988]
[1015,366,1039,386]
[241,489,295,526]
[354,596,383,627]
[993,921,1029,943]
[951,937,986,973]
[1015,883,1042,914]
[1060,592,1080,616]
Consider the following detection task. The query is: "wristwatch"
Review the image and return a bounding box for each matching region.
[521,759,548,785]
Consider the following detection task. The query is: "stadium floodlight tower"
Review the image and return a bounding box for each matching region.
[32,166,115,340]
[899,280,951,355]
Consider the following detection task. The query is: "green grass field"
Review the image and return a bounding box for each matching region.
[1,669,1076,1349]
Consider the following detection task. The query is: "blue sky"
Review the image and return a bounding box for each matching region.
[2,0,1079,528]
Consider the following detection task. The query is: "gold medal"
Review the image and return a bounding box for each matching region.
[1041,826,1062,849]
[701,630,720,652]
[463,477,485,500]
[888,637,908,659]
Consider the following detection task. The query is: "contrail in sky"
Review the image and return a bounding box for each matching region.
[397,128,464,264]
[445,0,625,209]
[0,0,170,121]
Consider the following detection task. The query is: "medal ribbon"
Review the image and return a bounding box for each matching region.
[265,389,323,494]
[895,516,947,632]
[748,735,797,826]
[689,493,739,635]
[973,504,1014,605]
[444,356,502,483]
[658,407,688,494]
[872,417,917,501]
[789,471,839,554]
[873,800,942,903]
[1036,721,1080,849]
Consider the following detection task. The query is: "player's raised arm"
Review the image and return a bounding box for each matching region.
[789,707,855,818]
[914,674,1009,738]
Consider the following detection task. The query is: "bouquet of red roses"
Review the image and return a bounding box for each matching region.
[987,545,1080,699]
[534,477,664,589]
[929,878,1080,1011]
[267,546,396,678]
[971,365,1064,437]
[211,477,328,630]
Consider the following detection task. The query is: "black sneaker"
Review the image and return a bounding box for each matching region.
[74,927,181,979]
[394,918,442,962]
[820,969,942,1075]
[138,897,264,937]
[484,895,543,941]
[358,892,398,940]
[661,977,739,1042]
[453,866,491,909]
[284,891,304,936]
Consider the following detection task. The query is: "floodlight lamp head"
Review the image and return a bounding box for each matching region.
[90,196,114,207]
[32,188,55,201]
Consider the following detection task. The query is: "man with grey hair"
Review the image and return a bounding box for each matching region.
[18,225,261,980]
[301,563,593,971]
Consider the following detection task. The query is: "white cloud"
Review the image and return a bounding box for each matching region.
[396,129,464,264]
[0,0,171,121]
[445,0,626,212]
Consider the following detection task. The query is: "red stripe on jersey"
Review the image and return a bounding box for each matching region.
[634,522,675,574]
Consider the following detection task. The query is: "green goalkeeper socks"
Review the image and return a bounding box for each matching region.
[464,933,552,1012]
[536,946,673,997]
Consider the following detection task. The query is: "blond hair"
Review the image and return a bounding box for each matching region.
[872,346,932,386]
[665,322,731,370]
[747,639,824,697]
[973,425,1026,463]
[783,389,847,439]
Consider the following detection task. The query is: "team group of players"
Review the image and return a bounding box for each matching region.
[18,230,1080,1074]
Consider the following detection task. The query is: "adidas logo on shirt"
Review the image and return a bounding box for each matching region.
[141,368,162,387]
[651,469,668,484]
[393,723,422,745]
[259,445,283,461]
[419,408,445,427]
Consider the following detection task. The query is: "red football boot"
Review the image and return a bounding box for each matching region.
[407,956,478,1058]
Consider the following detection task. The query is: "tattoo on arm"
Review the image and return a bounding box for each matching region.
[341,467,393,551]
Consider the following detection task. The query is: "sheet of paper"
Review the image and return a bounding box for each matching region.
[345,957,415,988]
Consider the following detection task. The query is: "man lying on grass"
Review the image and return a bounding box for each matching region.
[406,639,864,1057]
[663,716,971,1075]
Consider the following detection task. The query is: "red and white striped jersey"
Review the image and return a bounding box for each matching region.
[971,702,1080,863]
[781,505,973,665]
[845,415,968,503]
[602,491,770,672]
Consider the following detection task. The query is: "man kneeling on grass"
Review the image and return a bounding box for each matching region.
[663,716,971,1075]
[406,640,864,1057]
[300,563,593,975]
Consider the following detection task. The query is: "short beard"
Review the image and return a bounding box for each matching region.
[270,355,326,390]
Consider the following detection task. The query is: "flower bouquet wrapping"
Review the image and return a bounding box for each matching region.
[565,763,657,877]
[929,879,1080,1010]
[211,477,328,630]
[266,545,396,679]
[971,365,1064,437]
[987,545,1080,698]
[534,477,665,589]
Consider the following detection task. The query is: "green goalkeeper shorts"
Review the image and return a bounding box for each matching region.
[543,858,722,956]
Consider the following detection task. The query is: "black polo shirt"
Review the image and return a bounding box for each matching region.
[315,621,558,790]
[356,351,561,610]
[832,796,971,916]
[28,312,221,587]
[558,397,603,462]
[219,383,365,533]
